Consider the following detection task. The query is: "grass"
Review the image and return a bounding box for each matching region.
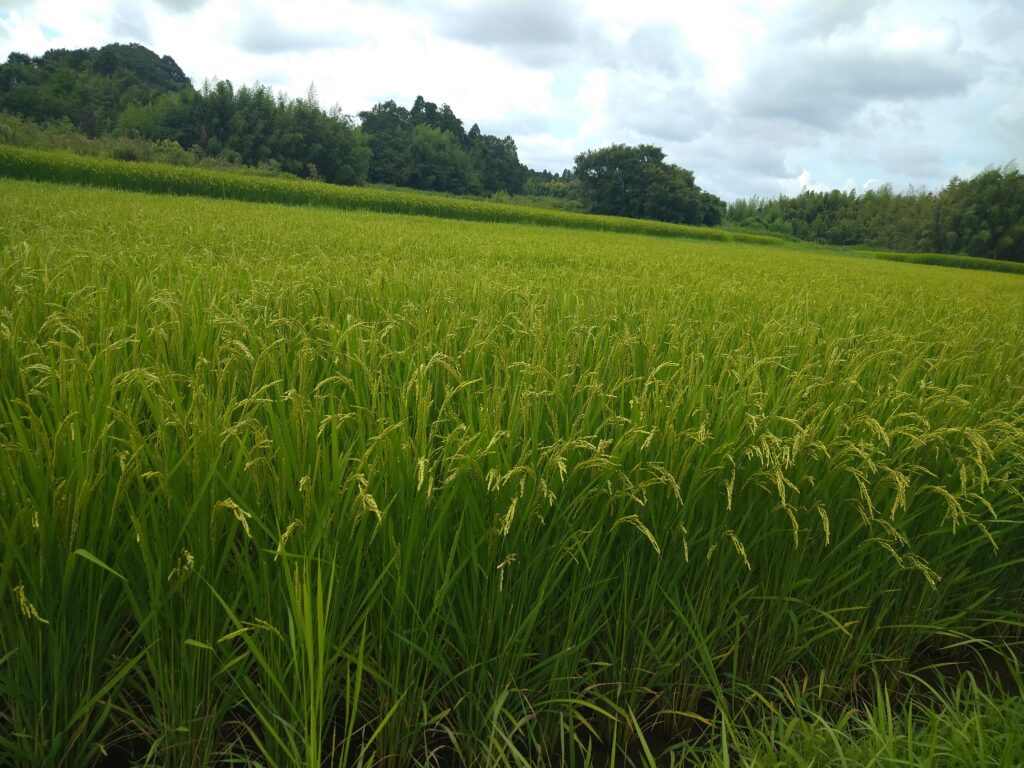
[691,669,1024,767]
[0,179,1022,766]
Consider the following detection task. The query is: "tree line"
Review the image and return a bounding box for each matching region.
[726,166,1024,262]
[0,43,725,226]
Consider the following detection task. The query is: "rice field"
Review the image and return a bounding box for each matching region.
[0,146,782,246]
[1,178,1023,767]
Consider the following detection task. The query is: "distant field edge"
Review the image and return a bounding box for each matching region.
[0,145,783,246]
[855,247,1024,275]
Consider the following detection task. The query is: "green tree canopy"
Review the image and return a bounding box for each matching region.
[573,144,724,225]
[357,95,527,195]
[0,43,190,136]
[726,164,1024,262]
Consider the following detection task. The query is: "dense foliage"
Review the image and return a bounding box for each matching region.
[727,164,1024,262]
[0,43,190,136]
[574,144,726,226]
[2,179,1022,767]
[517,146,728,227]
[359,96,527,195]
[523,167,581,206]
[117,81,371,184]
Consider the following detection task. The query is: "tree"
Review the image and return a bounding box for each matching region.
[724,164,1023,261]
[573,144,723,225]
[469,131,526,194]
[359,96,526,196]
[406,125,476,194]
[358,100,413,186]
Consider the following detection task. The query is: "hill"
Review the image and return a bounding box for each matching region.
[0,42,191,135]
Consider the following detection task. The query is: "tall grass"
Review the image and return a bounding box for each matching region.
[0,145,784,246]
[680,667,1024,766]
[1,180,1022,766]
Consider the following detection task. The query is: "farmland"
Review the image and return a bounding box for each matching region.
[1,177,1023,766]
[0,147,782,247]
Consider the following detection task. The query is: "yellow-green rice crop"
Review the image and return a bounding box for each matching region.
[0,146,785,246]
[1,179,1022,767]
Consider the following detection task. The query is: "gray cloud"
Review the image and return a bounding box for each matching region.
[435,0,581,66]
[673,132,804,200]
[599,24,713,143]
[978,2,1024,47]
[152,0,209,13]
[992,99,1024,151]
[708,132,790,179]
[237,12,350,54]
[669,116,810,197]
[781,0,884,40]
[881,143,944,178]
[738,43,983,129]
[614,23,696,77]
[112,0,152,45]
[613,83,714,144]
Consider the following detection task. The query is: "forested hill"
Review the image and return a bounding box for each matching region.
[0,43,526,192]
[0,43,190,136]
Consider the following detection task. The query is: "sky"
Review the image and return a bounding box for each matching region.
[1,0,1022,200]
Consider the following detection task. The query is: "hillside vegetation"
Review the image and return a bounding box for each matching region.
[727,165,1024,263]
[1,180,1022,766]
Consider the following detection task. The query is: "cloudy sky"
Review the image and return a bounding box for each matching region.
[2,0,1021,200]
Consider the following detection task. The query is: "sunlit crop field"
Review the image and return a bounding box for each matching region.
[1,179,1023,767]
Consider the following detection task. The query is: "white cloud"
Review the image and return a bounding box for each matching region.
[779,168,814,196]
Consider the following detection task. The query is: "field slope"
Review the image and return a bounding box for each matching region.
[0,145,782,246]
[1,180,1022,767]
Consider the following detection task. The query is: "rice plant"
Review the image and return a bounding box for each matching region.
[0,179,1022,766]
